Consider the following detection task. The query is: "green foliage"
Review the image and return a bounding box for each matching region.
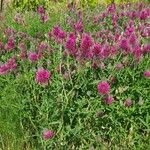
[12,0,65,11]
[12,0,150,11]
[79,0,99,8]
[13,0,40,11]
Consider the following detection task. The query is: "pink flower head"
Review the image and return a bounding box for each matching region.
[116,63,124,70]
[144,71,150,78]
[129,33,136,45]
[5,28,15,37]
[138,2,144,10]
[43,129,54,140]
[114,30,121,41]
[29,52,39,62]
[5,38,15,51]
[52,26,61,37]
[36,68,50,85]
[85,50,93,59]
[143,44,150,53]
[58,31,66,39]
[125,25,135,37]
[77,11,82,18]
[111,45,117,56]
[20,50,26,60]
[100,43,110,59]
[65,38,76,51]
[48,31,52,39]
[92,62,97,69]
[132,43,142,61]
[74,19,83,33]
[140,10,148,20]
[92,43,101,56]
[119,38,130,54]
[0,64,9,75]
[124,99,132,107]
[40,14,49,23]
[129,11,138,19]
[38,42,47,51]
[7,56,17,70]
[112,13,118,22]
[18,32,27,38]
[80,33,93,51]
[104,95,114,105]
[65,34,77,56]
[14,13,22,24]
[128,20,134,27]
[120,11,125,17]
[37,6,45,14]
[101,12,107,19]
[80,34,93,58]
[68,32,76,39]
[18,42,26,51]
[93,16,99,24]
[107,3,116,13]
[97,81,110,95]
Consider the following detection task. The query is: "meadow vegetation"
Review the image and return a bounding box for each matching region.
[0,1,150,150]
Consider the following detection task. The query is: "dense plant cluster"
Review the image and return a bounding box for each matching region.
[11,0,150,11]
[0,2,150,149]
